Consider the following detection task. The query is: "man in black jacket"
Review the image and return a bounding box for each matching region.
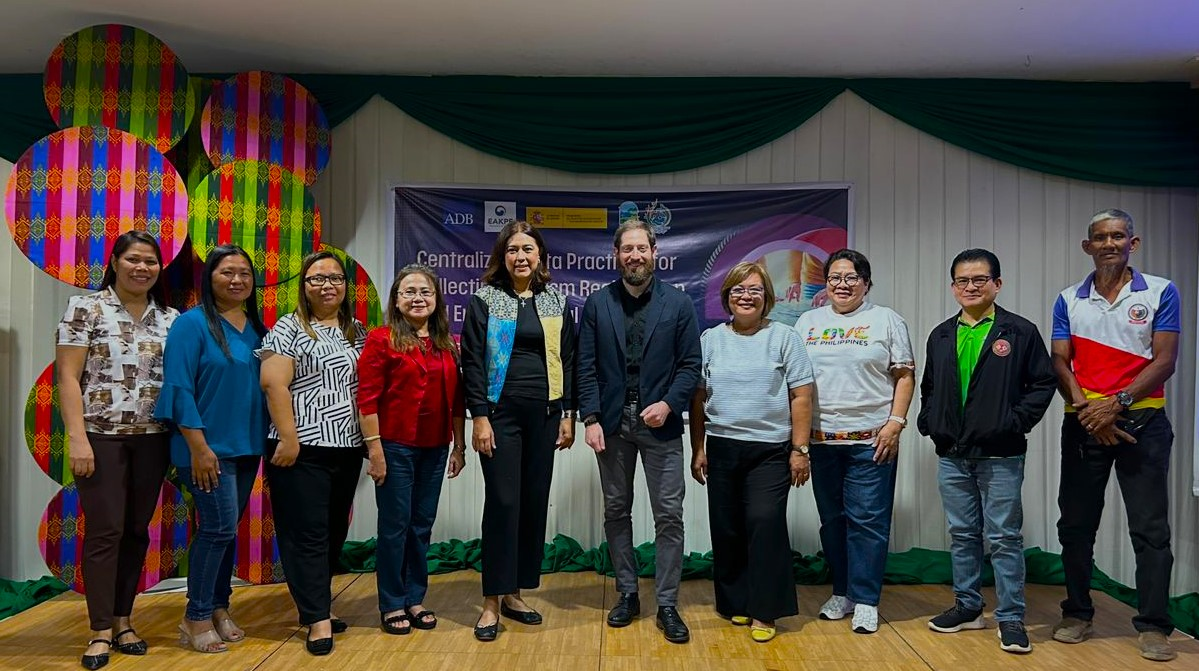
[917,249,1056,654]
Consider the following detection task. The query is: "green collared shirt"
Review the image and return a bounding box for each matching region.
[956,313,995,410]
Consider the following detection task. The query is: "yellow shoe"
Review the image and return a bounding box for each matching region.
[730,615,750,626]
[750,625,776,642]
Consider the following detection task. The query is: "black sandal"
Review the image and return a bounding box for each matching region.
[381,612,412,635]
[80,638,111,670]
[113,628,148,655]
[408,609,437,630]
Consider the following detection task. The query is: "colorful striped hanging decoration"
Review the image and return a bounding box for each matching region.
[38,481,192,594]
[257,275,301,328]
[188,159,321,288]
[43,24,196,153]
[4,126,190,288]
[233,463,285,584]
[24,362,71,486]
[201,71,331,185]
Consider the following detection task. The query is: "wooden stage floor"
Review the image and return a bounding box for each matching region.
[1,571,1195,670]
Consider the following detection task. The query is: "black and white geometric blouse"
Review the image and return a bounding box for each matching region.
[257,313,367,448]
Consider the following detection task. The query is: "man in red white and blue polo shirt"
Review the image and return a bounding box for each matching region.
[1049,208,1181,662]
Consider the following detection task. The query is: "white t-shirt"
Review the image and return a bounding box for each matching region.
[793,303,915,442]
[699,320,813,443]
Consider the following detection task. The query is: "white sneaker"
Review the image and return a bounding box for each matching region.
[851,604,879,634]
[818,595,856,620]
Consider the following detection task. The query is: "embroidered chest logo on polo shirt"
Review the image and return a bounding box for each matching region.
[991,338,1011,357]
[1128,303,1149,325]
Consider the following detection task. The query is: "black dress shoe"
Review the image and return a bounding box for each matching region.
[305,634,334,656]
[607,592,640,628]
[656,606,690,643]
[474,617,498,642]
[500,600,543,625]
[80,639,111,670]
[330,618,348,633]
[113,628,147,655]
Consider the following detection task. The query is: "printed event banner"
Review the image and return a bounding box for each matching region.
[394,186,851,333]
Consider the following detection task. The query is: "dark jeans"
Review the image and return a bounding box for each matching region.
[75,432,170,631]
[809,442,897,606]
[265,441,363,625]
[479,396,558,596]
[705,436,797,622]
[375,442,448,613]
[1057,412,1174,634]
[178,456,260,621]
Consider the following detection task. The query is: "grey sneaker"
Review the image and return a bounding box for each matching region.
[928,604,984,633]
[818,595,856,621]
[1138,631,1177,662]
[1051,617,1093,644]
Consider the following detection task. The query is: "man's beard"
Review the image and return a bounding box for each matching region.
[620,263,653,286]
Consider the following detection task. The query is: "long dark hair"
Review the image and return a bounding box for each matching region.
[295,251,356,344]
[386,264,457,360]
[101,230,167,305]
[479,220,552,291]
[201,245,267,358]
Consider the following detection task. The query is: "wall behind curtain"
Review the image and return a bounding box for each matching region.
[3,90,1197,594]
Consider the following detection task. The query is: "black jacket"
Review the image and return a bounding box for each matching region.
[917,305,1056,458]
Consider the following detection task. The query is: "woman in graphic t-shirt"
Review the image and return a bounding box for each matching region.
[792,248,915,635]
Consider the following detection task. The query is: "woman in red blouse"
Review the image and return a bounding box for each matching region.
[357,263,466,635]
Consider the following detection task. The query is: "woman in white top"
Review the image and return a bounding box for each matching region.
[259,251,368,657]
[689,261,813,643]
[793,248,915,635]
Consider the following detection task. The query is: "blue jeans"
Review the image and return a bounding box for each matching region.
[938,456,1026,622]
[178,456,259,621]
[809,443,897,606]
[375,442,449,613]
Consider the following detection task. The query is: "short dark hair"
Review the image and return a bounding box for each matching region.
[822,248,873,289]
[719,261,776,317]
[950,248,1001,280]
[480,221,552,291]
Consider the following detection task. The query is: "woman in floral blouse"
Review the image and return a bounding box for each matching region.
[56,231,179,670]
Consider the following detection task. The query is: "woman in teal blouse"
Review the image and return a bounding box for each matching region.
[157,244,268,653]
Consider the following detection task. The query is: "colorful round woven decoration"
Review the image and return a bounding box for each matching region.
[321,244,384,328]
[4,126,190,289]
[233,462,285,584]
[38,480,192,594]
[201,71,331,185]
[43,24,196,153]
[257,275,301,328]
[161,238,206,312]
[189,160,321,288]
[24,362,72,486]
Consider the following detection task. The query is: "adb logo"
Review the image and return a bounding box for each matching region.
[484,200,517,233]
[443,210,474,226]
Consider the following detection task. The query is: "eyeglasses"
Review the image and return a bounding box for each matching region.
[400,289,435,300]
[729,286,765,298]
[304,274,346,287]
[952,276,993,289]
[826,274,862,287]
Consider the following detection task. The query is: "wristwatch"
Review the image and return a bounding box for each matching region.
[582,413,600,427]
[1115,390,1134,409]
[790,444,810,456]
[888,415,908,428]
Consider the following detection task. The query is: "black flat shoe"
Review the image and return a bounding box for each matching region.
[305,635,333,656]
[80,638,111,670]
[380,613,411,635]
[113,628,147,655]
[500,600,543,625]
[473,617,498,642]
[330,618,348,634]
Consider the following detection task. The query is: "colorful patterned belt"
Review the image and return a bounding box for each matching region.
[810,428,880,442]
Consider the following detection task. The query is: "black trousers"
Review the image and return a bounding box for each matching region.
[265,441,363,625]
[76,432,170,630]
[706,436,797,622]
[1057,412,1174,634]
[479,396,559,596]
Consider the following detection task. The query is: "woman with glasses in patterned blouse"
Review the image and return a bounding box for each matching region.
[56,231,179,670]
[258,251,367,657]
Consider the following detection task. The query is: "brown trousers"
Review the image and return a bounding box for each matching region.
[75,432,170,631]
